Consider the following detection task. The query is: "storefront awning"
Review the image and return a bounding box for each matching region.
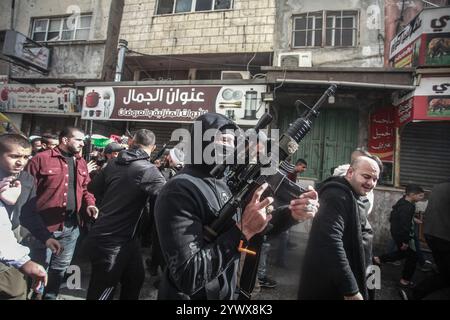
[262,66,416,91]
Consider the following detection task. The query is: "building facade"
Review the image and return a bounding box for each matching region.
[0,0,125,135]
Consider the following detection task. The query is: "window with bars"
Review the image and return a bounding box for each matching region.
[156,0,232,15]
[293,10,358,48]
[31,14,92,42]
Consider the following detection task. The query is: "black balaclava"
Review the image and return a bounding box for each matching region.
[185,112,238,175]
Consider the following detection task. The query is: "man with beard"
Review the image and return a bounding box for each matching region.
[26,127,97,299]
[159,147,184,181]
[298,155,382,300]
[155,113,319,300]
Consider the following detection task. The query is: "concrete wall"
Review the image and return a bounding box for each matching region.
[0,0,13,30]
[119,0,276,55]
[6,0,123,80]
[12,0,112,39]
[0,0,14,76]
[370,187,405,250]
[274,0,385,67]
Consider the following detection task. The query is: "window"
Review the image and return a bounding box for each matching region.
[176,0,192,13]
[293,10,358,48]
[31,14,92,42]
[326,11,357,47]
[293,12,322,47]
[156,0,232,15]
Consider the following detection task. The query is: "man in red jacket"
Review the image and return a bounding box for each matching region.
[27,127,97,299]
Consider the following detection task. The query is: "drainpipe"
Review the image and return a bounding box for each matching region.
[115,39,128,82]
[394,127,401,187]
[114,39,129,135]
[10,0,15,29]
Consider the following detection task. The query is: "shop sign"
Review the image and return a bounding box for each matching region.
[81,85,267,125]
[369,107,395,162]
[390,8,450,67]
[393,77,450,126]
[396,98,414,127]
[413,77,450,120]
[0,84,78,114]
[1,30,50,72]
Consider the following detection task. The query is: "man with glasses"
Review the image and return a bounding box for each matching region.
[26,127,97,299]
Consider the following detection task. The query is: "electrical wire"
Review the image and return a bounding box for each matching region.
[246,52,257,74]
[272,68,287,98]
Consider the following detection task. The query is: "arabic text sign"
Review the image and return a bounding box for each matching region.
[82,86,217,122]
[415,77,450,96]
[81,85,267,125]
[369,107,395,162]
[114,86,218,121]
[396,98,414,127]
[413,77,450,121]
[0,84,78,114]
[389,8,450,60]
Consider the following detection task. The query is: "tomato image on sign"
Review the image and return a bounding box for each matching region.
[0,88,8,102]
[85,90,100,108]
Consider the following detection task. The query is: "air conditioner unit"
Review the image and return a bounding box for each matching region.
[221,71,251,80]
[277,52,312,68]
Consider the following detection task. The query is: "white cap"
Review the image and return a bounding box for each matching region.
[29,135,41,141]
[169,148,185,166]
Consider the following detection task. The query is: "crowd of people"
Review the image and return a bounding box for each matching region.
[0,112,448,300]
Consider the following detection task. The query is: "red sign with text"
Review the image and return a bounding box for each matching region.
[369,107,396,162]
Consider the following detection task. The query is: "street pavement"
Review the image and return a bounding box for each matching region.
[58,227,450,300]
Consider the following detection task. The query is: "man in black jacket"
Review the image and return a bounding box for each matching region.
[155,113,319,300]
[298,155,381,300]
[374,184,425,288]
[374,184,424,291]
[413,180,450,300]
[86,129,166,300]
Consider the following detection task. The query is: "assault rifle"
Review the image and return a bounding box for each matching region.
[150,143,169,164]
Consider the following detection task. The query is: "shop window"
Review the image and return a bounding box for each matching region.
[156,0,232,15]
[293,10,358,47]
[31,14,92,42]
[379,162,394,186]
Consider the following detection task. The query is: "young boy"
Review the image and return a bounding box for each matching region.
[374,184,425,293]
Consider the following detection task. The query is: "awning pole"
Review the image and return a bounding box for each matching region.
[394,127,401,187]
[275,78,416,91]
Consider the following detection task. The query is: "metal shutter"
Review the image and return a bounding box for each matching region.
[400,122,450,189]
